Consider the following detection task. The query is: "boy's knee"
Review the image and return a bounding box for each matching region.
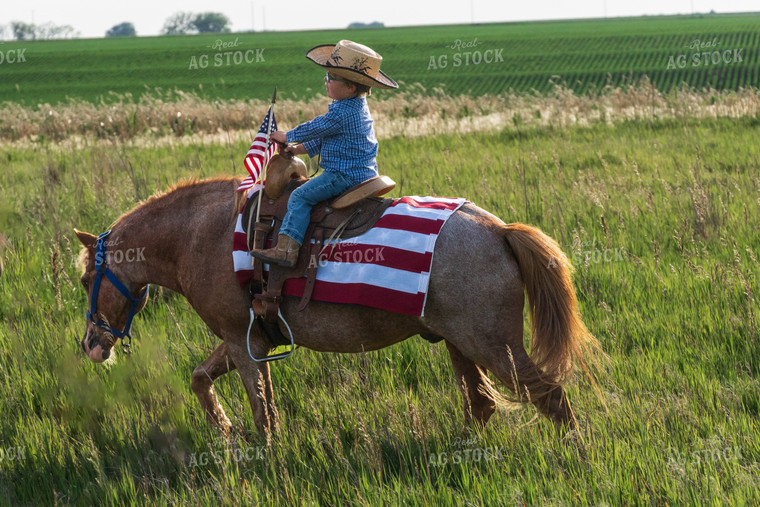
[287,187,308,207]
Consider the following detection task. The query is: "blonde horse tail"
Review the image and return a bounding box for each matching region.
[501,223,599,389]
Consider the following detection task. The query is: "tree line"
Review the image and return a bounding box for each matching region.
[0,12,231,40]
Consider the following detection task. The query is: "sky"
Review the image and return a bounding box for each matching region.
[0,0,758,39]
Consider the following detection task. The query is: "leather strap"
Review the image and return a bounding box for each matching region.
[298,228,323,311]
[254,290,281,323]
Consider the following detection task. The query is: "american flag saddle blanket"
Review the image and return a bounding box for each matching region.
[233,195,467,316]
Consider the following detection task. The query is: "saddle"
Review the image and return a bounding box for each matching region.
[240,154,395,339]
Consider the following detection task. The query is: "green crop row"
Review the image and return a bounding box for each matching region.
[0,13,759,106]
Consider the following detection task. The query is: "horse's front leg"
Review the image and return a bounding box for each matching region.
[226,338,279,435]
[191,341,237,435]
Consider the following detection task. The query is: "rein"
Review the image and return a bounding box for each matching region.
[87,230,149,354]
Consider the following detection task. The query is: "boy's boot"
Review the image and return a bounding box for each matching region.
[251,234,301,268]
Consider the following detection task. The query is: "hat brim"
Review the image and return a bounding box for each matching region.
[305,44,399,90]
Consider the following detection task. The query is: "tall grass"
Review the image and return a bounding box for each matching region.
[0,97,758,504]
[2,80,760,144]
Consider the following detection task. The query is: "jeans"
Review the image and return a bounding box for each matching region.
[279,170,356,244]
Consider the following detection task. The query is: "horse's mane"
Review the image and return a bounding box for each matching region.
[77,176,243,274]
[112,176,243,226]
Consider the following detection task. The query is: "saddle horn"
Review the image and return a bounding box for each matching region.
[264,153,308,200]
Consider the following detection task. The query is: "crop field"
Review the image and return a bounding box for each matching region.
[1,13,760,506]
[0,13,759,105]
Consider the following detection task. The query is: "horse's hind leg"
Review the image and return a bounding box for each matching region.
[479,344,576,428]
[445,341,496,425]
[191,341,236,435]
[446,322,576,427]
[425,207,579,428]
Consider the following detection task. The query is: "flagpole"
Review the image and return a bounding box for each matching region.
[253,87,277,266]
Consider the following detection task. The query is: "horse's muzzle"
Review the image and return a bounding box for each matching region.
[82,328,113,363]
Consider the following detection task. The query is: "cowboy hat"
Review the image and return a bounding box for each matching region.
[305,40,398,90]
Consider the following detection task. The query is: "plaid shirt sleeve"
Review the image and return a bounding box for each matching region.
[286,111,341,145]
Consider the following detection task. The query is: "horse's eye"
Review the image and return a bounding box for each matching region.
[81,278,89,289]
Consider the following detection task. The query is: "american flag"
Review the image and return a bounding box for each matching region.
[237,106,277,192]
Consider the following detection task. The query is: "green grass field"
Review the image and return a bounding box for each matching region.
[1,14,759,505]
[0,111,759,503]
[1,12,759,106]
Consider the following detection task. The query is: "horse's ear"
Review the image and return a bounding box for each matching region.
[74,229,97,250]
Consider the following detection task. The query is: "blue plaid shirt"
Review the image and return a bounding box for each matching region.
[286,96,378,185]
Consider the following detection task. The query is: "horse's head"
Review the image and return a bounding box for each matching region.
[75,229,149,363]
[264,152,308,200]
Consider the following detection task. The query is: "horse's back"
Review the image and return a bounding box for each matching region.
[422,203,525,345]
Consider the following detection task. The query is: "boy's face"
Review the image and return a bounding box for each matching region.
[325,72,358,100]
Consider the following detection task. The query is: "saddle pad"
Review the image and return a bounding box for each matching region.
[233,196,467,316]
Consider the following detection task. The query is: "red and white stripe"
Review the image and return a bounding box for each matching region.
[233,196,466,316]
[233,185,263,275]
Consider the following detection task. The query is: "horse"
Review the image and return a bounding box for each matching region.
[74,159,598,436]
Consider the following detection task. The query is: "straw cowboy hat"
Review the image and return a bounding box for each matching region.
[306,40,399,90]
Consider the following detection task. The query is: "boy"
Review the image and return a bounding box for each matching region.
[252,40,398,267]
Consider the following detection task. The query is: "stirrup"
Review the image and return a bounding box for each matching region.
[246,308,296,362]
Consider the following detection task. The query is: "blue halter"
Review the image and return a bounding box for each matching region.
[86,230,149,353]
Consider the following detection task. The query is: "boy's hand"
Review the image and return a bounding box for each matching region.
[270,130,306,156]
[277,143,306,157]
